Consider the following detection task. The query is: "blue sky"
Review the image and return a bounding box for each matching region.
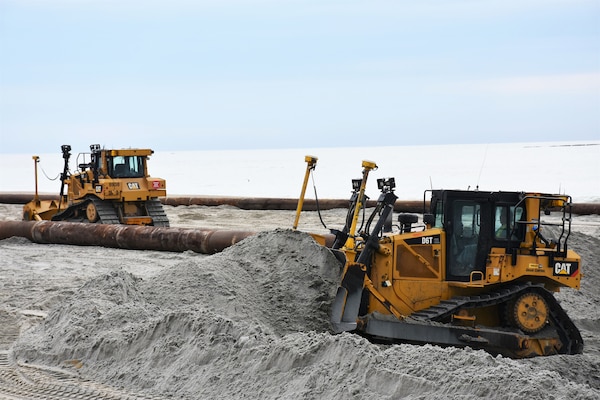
[0,0,598,154]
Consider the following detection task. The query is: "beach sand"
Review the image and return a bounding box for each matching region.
[0,203,599,399]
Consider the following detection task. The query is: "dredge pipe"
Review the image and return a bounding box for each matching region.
[161,197,600,215]
[0,220,36,241]
[1,193,598,215]
[0,220,255,254]
[0,193,60,204]
[162,196,427,213]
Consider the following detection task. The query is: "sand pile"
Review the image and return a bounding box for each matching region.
[12,230,344,397]
[10,228,600,399]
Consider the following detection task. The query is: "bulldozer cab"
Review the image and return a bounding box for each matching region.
[332,177,582,357]
[430,190,527,282]
[73,146,152,180]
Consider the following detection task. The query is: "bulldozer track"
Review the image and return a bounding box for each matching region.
[0,351,163,400]
[409,283,534,321]
[51,197,170,226]
[91,199,120,225]
[51,200,88,223]
[145,199,169,227]
[51,197,121,224]
[409,282,583,354]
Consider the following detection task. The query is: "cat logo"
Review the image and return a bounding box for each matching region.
[127,182,140,190]
[553,261,579,277]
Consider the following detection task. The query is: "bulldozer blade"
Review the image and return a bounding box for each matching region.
[331,263,366,333]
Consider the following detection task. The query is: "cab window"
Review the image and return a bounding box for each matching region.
[109,156,145,178]
[494,205,524,240]
[434,201,444,228]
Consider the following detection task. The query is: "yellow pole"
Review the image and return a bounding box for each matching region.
[343,160,377,259]
[32,156,40,202]
[293,155,318,230]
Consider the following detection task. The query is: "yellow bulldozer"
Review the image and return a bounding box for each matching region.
[297,159,583,358]
[23,144,169,226]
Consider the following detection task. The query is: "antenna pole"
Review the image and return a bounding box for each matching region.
[293,155,318,230]
[476,144,489,189]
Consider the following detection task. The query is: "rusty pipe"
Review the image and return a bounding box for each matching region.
[2,193,598,215]
[0,220,256,254]
[0,220,36,241]
[161,196,429,213]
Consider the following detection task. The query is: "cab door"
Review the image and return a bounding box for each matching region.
[446,199,481,280]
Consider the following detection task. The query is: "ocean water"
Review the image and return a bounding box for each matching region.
[2,141,599,203]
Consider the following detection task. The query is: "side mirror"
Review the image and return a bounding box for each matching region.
[398,213,419,233]
[423,214,435,226]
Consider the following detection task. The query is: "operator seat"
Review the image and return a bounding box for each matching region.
[113,163,127,177]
